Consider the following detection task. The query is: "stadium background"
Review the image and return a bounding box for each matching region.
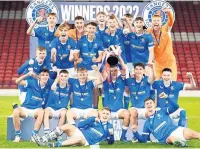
[0,0,200,148]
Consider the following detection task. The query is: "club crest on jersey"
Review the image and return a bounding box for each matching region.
[171,86,174,90]
[157,113,161,119]
[142,0,175,28]
[25,0,59,28]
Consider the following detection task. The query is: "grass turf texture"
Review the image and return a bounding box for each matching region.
[0,96,200,148]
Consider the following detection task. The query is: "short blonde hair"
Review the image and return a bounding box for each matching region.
[47,12,57,18]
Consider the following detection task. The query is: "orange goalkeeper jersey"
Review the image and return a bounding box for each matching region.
[68,28,85,42]
[147,11,176,67]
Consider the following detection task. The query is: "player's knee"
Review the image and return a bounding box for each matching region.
[130,109,138,118]
[13,108,20,117]
[44,108,50,116]
[60,110,66,118]
[123,110,130,119]
[37,109,44,118]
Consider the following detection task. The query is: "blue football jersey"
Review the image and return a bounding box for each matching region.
[69,78,95,109]
[142,108,178,143]
[126,76,151,108]
[51,37,76,69]
[45,84,72,110]
[77,35,103,70]
[21,78,53,109]
[78,117,113,145]
[152,80,184,108]
[103,76,125,112]
[128,32,154,65]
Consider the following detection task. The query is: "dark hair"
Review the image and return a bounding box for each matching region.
[134,62,145,69]
[144,97,154,104]
[75,16,84,21]
[59,69,69,74]
[135,16,144,22]
[124,13,133,18]
[162,68,172,73]
[40,68,49,74]
[108,15,116,20]
[86,21,97,27]
[101,107,111,113]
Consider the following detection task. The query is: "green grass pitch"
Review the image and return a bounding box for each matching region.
[0,96,200,148]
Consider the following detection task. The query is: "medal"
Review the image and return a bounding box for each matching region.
[60,56,63,60]
[42,101,44,105]
[166,100,168,104]
[158,45,160,49]
[114,96,116,99]
[135,96,138,100]
[81,98,84,101]
[59,100,61,104]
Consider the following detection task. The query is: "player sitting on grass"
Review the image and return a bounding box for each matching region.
[33,107,114,147]
[132,97,200,147]
[152,68,196,127]
[43,70,72,135]
[13,68,51,142]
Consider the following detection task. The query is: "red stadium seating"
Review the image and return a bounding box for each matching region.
[0,1,200,89]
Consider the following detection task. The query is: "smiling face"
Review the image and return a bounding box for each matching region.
[59,27,69,41]
[134,66,145,78]
[145,99,155,115]
[75,19,84,32]
[108,18,117,32]
[134,20,144,32]
[96,13,107,25]
[86,24,96,37]
[36,48,46,63]
[99,109,111,123]
[162,71,172,82]
[59,72,69,85]
[77,69,88,84]
[39,71,49,84]
[47,14,57,27]
[110,67,118,80]
[152,16,162,31]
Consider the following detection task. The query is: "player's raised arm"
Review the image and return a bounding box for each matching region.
[26,16,43,35]
[163,8,174,31]
[15,71,34,86]
[183,72,196,90]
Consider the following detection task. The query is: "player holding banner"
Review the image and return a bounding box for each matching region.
[147,8,177,80]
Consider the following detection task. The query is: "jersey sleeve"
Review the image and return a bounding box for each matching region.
[77,116,96,128]
[152,81,159,89]
[133,121,150,143]
[163,11,174,31]
[26,78,35,88]
[148,34,154,48]
[17,59,30,74]
[176,82,184,91]
[98,40,104,52]
[50,38,57,49]
[163,98,179,115]
[33,27,42,38]
[68,78,76,85]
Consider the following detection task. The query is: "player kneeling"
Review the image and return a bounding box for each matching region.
[33,108,114,147]
[132,98,200,147]
[43,70,72,135]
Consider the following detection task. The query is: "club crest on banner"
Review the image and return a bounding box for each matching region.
[142,0,175,28]
[25,0,59,28]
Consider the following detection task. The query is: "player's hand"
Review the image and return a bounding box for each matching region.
[105,28,111,34]
[92,65,98,71]
[51,84,57,91]
[61,20,67,25]
[51,49,56,55]
[130,72,135,78]
[186,72,193,79]
[131,125,138,132]
[92,57,97,63]
[121,16,126,22]
[29,59,34,65]
[27,71,34,77]
[52,66,57,72]
[159,92,168,98]
[35,16,43,23]
[162,8,170,13]
[125,86,130,94]
[108,128,114,135]
[77,58,83,64]
[147,62,154,68]
[95,117,100,122]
